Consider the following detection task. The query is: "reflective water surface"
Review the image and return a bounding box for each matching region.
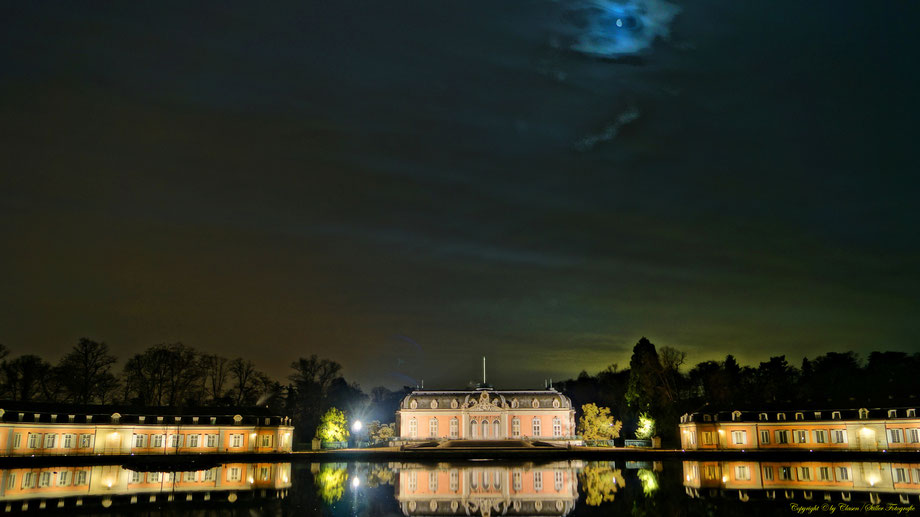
[1,459,918,515]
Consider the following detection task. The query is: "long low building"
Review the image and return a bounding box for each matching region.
[0,405,294,456]
[679,407,920,451]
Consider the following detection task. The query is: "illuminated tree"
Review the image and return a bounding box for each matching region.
[578,462,625,506]
[316,408,350,442]
[635,412,656,440]
[577,403,622,440]
[314,463,348,504]
[367,420,396,444]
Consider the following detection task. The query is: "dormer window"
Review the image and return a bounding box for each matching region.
[451,399,459,409]
[532,399,539,409]
[888,410,897,418]
[732,411,742,422]
[511,399,519,409]
[814,412,822,420]
[553,399,560,409]
[410,400,418,409]
[832,411,841,420]
[795,413,804,421]
[858,408,869,420]
[777,413,786,421]
[703,414,712,422]
[908,409,916,418]
[759,413,768,421]
[430,400,438,409]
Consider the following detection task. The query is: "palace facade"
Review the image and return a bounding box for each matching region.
[0,405,294,456]
[396,388,578,445]
[679,407,920,451]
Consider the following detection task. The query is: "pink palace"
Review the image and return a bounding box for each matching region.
[396,387,579,446]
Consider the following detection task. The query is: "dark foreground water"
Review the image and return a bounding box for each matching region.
[1,459,917,515]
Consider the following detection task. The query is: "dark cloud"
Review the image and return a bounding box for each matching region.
[1,0,918,389]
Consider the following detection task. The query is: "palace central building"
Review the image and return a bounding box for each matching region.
[396,387,578,445]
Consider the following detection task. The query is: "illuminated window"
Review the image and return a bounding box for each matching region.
[731,431,746,445]
[429,471,437,491]
[185,471,197,482]
[481,420,488,438]
[494,420,501,438]
[80,434,93,448]
[131,471,142,483]
[907,429,919,443]
[134,434,146,448]
[554,471,564,491]
[532,418,541,437]
[759,430,770,445]
[533,471,543,491]
[450,418,459,439]
[75,471,87,485]
[831,430,847,444]
[22,472,35,488]
[799,467,811,481]
[470,420,478,438]
[39,472,51,487]
[513,470,522,491]
[814,430,827,444]
[12,433,21,449]
[819,467,830,481]
[149,472,162,483]
[206,434,217,447]
[409,418,418,438]
[895,468,908,483]
[44,434,57,448]
[63,434,74,448]
[775,430,789,444]
[702,432,713,445]
[228,468,241,482]
[512,418,520,437]
[553,417,562,437]
[762,466,774,481]
[795,430,808,443]
[837,467,850,481]
[188,434,200,447]
[888,429,903,444]
[449,470,459,492]
[429,418,439,438]
[229,434,242,448]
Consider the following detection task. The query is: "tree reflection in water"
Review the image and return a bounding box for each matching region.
[314,463,349,504]
[579,461,626,506]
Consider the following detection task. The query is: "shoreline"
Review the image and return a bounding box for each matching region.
[1,447,919,468]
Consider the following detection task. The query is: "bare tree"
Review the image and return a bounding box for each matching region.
[200,354,231,403]
[57,338,118,404]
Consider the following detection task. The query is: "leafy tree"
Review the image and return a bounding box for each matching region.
[635,412,656,440]
[625,337,662,412]
[577,403,623,440]
[367,420,396,444]
[316,408,350,442]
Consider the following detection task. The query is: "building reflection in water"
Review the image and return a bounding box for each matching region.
[393,461,581,517]
[683,460,920,506]
[0,462,291,512]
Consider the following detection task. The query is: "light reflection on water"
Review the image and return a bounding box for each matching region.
[2,460,919,514]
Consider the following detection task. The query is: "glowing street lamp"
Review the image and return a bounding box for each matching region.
[352,420,362,432]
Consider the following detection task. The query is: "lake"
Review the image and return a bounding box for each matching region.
[1,459,917,515]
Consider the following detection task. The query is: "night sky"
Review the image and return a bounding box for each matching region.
[2,1,918,390]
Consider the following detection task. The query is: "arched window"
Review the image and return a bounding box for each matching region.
[482,419,489,438]
[532,417,541,437]
[470,420,478,438]
[450,418,459,439]
[493,420,501,438]
[552,417,562,437]
[409,418,417,438]
[512,417,521,437]
[429,418,438,438]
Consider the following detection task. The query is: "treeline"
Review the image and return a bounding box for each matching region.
[0,339,408,442]
[558,337,920,445]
